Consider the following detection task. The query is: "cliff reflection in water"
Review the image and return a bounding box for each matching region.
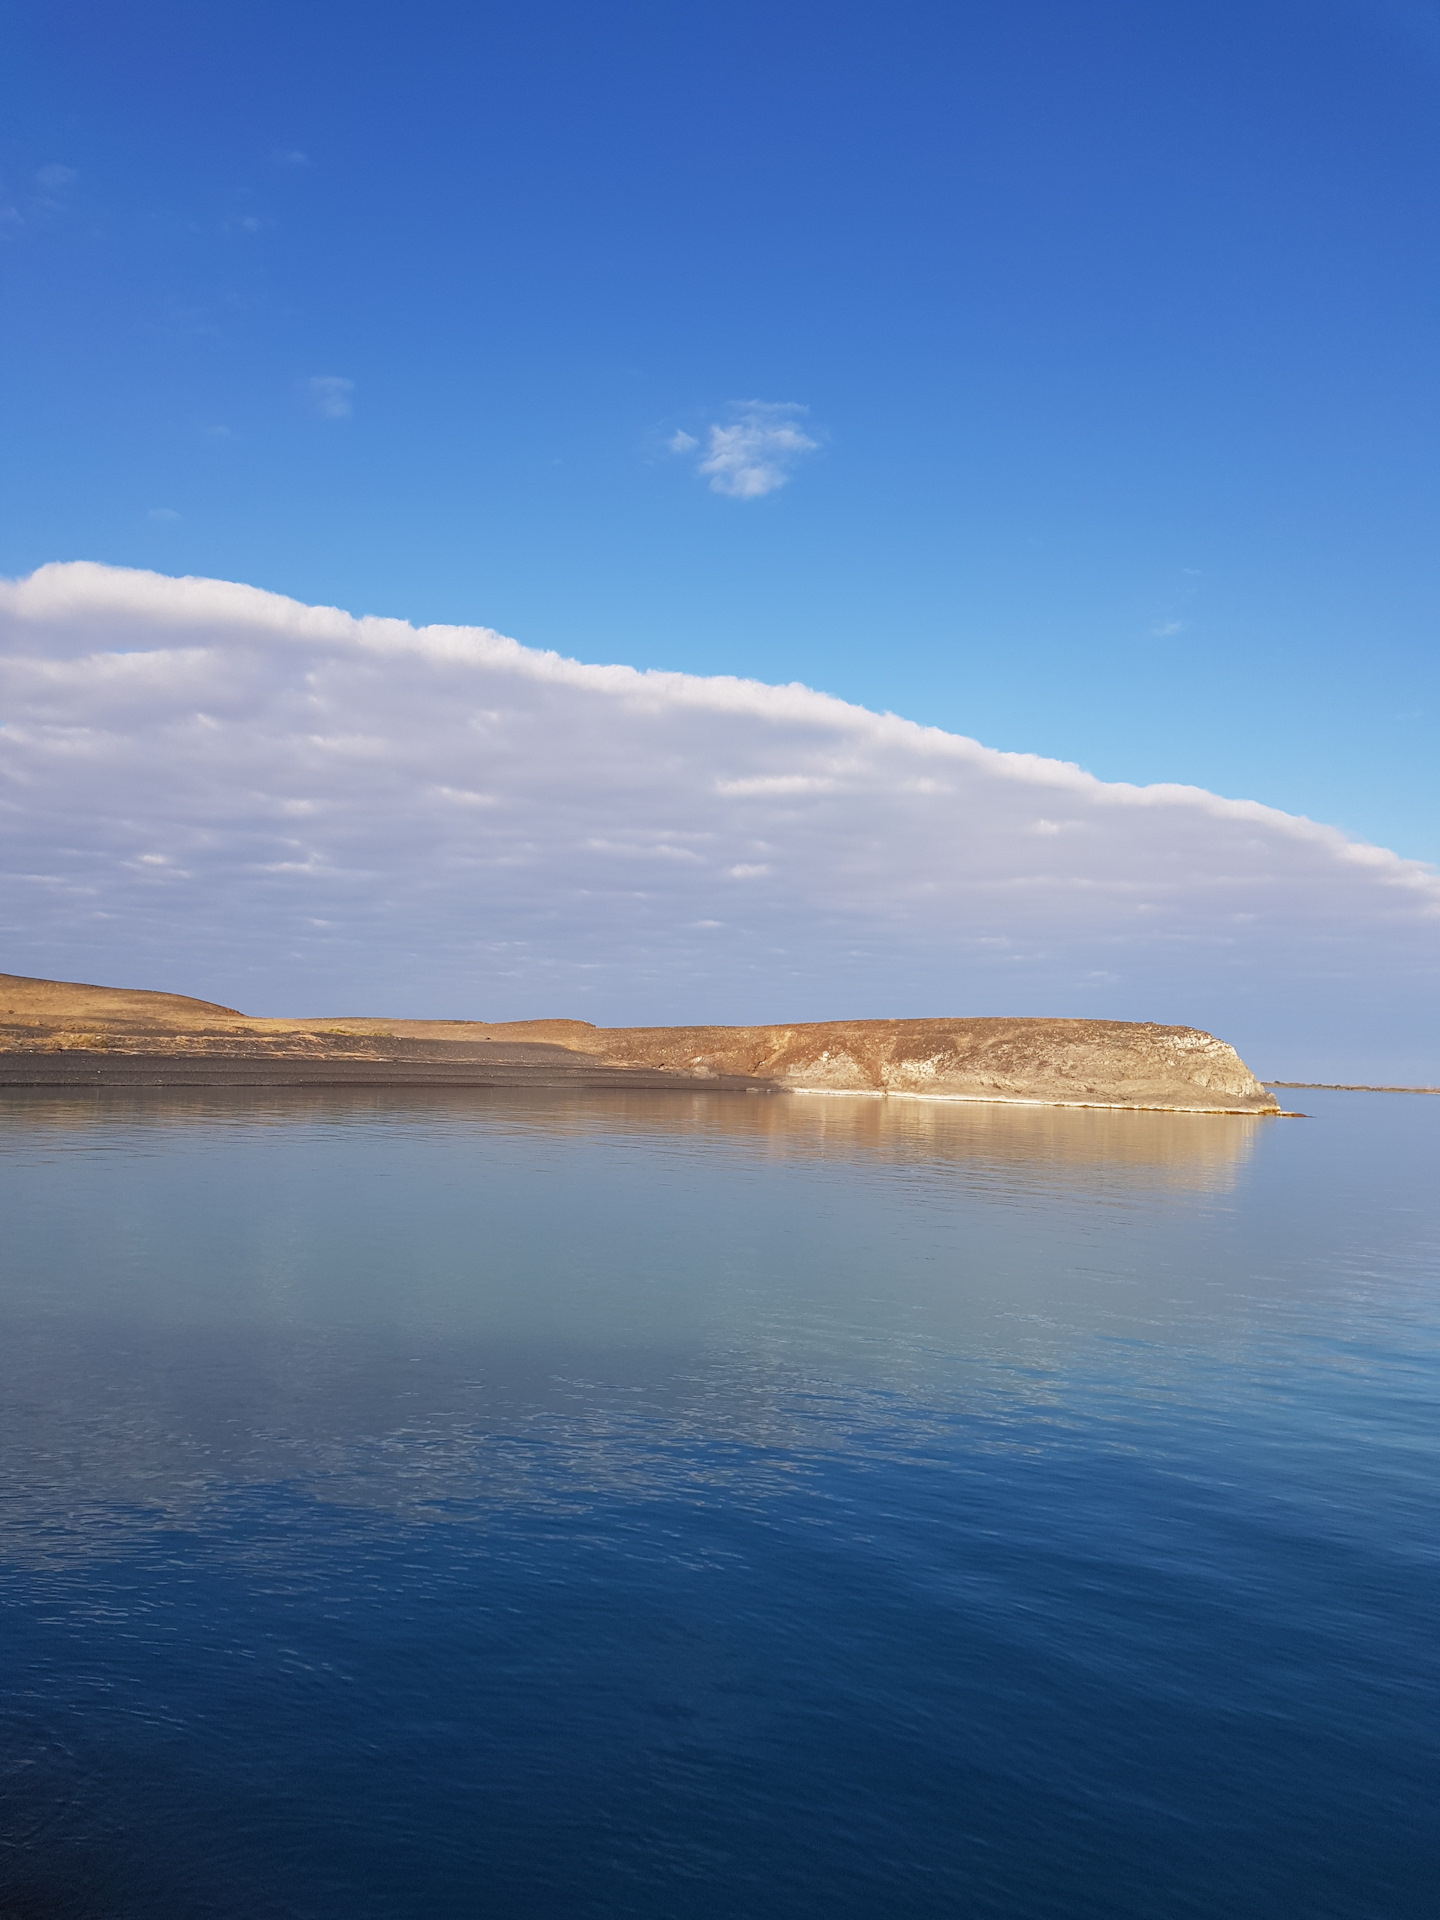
[0,1086,1265,1568]
[0,1080,1264,1185]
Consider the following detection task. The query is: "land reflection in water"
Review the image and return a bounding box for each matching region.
[0,1079,1266,1183]
[0,1086,1270,1565]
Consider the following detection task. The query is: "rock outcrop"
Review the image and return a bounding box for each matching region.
[0,972,1279,1112]
[582,1017,1277,1112]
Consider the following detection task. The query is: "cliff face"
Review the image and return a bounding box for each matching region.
[582,1018,1277,1112]
[0,973,1279,1113]
[589,1019,1278,1110]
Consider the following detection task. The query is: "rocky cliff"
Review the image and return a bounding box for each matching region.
[581,1017,1277,1112]
[0,972,1278,1113]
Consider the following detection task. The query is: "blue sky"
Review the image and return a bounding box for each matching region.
[2,0,1437,865]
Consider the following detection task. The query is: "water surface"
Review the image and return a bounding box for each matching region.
[0,1088,1435,1917]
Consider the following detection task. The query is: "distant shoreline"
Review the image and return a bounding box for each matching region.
[1267,1082,1439,1095]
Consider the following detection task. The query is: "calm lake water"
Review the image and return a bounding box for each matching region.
[0,1086,1435,1919]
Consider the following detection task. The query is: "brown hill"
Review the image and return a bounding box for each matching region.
[0,971,1279,1112]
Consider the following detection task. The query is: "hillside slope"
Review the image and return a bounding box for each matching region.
[0,972,1278,1112]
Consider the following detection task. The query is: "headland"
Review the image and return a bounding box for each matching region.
[0,971,1281,1113]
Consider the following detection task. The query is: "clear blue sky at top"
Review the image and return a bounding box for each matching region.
[2,0,1437,859]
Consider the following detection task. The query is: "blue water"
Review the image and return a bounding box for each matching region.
[0,1087,1435,1918]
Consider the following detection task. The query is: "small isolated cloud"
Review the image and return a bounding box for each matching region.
[304,375,354,421]
[674,402,819,499]
[147,508,179,523]
[1151,569,1200,639]
[271,149,310,167]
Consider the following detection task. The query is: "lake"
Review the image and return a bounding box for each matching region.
[0,1086,1435,1918]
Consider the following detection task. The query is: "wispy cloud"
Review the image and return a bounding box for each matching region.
[33,163,77,207]
[303,375,355,420]
[1,163,78,233]
[271,148,311,168]
[0,563,1436,1078]
[147,508,179,523]
[673,402,819,499]
[1151,568,1201,640]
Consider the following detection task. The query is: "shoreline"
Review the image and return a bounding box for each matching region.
[0,1051,1301,1114]
[0,1048,767,1095]
[1267,1082,1439,1095]
[788,1085,1299,1115]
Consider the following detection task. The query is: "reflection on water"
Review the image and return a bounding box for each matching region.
[0,1088,1436,1920]
[0,1089,1269,1560]
[0,1079,1266,1184]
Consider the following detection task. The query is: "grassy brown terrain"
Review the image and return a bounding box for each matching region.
[0,971,1280,1112]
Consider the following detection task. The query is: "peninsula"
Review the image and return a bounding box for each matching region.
[0,971,1280,1113]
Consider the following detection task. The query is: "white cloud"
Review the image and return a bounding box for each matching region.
[147,508,180,523]
[674,402,819,498]
[0,562,1436,1079]
[304,375,354,420]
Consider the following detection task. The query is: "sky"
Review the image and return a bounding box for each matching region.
[1,0,1437,1073]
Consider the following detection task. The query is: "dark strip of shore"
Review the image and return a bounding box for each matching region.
[0,1047,771,1092]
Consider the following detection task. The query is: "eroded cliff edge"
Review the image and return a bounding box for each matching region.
[579,1017,1277,1111]
[0,971,1280,1112]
